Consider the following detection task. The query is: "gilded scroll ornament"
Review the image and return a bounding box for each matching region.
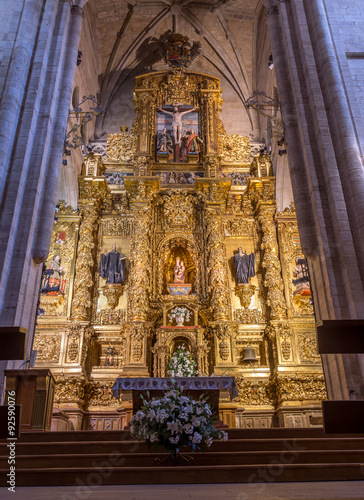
[219,339,230,361]
[33,335,61,363]
[220,134,251,164]
[235,284,256,309]
[66,332,80,363]
[38,295,65,316]
[88,381,119,407]
[224,218,254,237]
[101,284,124,309]
[162,189,195,228]
[234,308,265,324]
[98,309,127,325]
[105,127,136,162]
[298,333,320,362]
[235,376,273,405]
[294,294,314,315]
[130,323,149,362]
[101,218,134,237]
[271,374,327,404]
[54,376,90,407]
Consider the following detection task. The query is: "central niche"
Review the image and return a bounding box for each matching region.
[157,237,198,296]
[165,241,195,294]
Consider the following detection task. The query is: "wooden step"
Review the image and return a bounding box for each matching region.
[1,449,363,469]
[1,428,364,485]
[2,437,364,457]
[3,463,364,486]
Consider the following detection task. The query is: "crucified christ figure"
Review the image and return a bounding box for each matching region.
[158,104,196,145]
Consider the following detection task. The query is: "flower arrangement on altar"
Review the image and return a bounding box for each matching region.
[168,306,192,326]
[129,384,228,464]
[167,345,197,377]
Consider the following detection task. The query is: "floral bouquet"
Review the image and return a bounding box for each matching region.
[168,306,192,326]
[167,345,197,377]
[129,384,228,464]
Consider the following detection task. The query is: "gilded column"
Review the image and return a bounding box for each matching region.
[71,172,108,321]
[204,208,231,321]
[258,207,287,320]
[123,177,159,375]
[127,207,152,321]
[197,179,238,373]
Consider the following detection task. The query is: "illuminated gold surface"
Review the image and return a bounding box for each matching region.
[34,69,325,428]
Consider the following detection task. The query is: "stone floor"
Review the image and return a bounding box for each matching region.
[1,482,364,499]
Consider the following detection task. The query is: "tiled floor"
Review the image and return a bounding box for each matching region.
[1,482,364,500]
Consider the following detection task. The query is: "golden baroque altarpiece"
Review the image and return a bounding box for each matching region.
[34,69,325,431]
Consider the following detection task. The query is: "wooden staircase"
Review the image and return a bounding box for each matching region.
[1,428,364,485]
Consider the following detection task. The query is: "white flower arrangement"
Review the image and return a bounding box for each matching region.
[168,306,192,326]
[129,384,228,457]
[167,345,197,377]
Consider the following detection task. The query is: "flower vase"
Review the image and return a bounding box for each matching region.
[176,314,184,326]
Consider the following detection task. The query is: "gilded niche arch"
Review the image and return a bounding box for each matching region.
[156,235,201,296]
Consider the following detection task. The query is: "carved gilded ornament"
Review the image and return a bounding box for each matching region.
[82,153,105,176]
[197,180,231,204]
[205,210,231,321]
[271,374,327,404]
[105,128,136,162]
[251,154,273,177]
[129,323,151,363]
[101,218,134,237]
[127,209,152,321]
[88,381,119,407]
[223,219,255,238]
[124,178,159,203]
[235,284,256,309]
[102,284,124,309]
[220,134,251,164]
[57,200,78,216]
[54,375,90,406]
[298,333,321,362]
[258,212,287,318]
[66,332,80,363]
[71,207,98,320]
[234,308,265,324]
[38,295,65,316]
[98,309,127,325]
[160,70,194,103]
[33,335,61,363]
[235,377,273,406]
[162,189,196,228]
[293,294,314,315]
[209,322,237,362]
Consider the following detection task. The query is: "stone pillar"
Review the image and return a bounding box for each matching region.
[0,1,87,375]
[263,0,364,400]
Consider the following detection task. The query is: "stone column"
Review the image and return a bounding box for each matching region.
[263,0,364,400]
[0,1,87,371]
